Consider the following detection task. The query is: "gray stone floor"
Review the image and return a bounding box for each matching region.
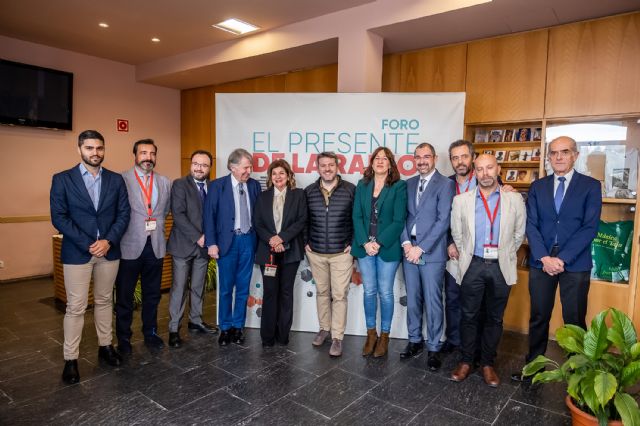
[0,277,570,425]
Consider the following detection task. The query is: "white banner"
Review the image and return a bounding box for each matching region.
[216,93,465,338]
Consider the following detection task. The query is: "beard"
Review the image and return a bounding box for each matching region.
[137,159,155,172]
[82,153,103,167]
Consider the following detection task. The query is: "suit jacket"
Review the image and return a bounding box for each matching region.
[400,171,455,263]
[526,171,601,272]
[203,174,261,257]
[167,175,208,258]
[253,187,307,265]
[119,167,171,259]
[451,187,526,285]
[351,178,407,262]
[50,165,130,264]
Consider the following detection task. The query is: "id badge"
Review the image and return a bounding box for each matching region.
[264,264,277,277]
[483,245,498,259]
[145,218,157,231]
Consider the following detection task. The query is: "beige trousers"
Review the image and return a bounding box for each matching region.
[306,250,353,340]
[63,257,119,360]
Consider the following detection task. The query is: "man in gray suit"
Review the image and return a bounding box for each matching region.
[166,150,218,348]
[400,142,455,370]
[115,139,171,353]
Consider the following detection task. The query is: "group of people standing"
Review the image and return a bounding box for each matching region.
[51,129,601,390]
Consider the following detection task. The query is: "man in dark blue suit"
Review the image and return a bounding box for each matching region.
[50,130,130,384]
[513,136,601,381]
[204,148,261,346]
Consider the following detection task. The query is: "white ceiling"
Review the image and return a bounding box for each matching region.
[1,0,639,89]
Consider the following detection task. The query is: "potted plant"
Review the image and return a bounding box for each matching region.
[523,308,640,426]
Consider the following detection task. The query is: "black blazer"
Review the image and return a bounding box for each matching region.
[50,165,130,264]
[167,175,209,258]
[253,187,307,265]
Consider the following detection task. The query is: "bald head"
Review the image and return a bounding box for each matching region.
[474,154,500,192]
[548,136,579,176]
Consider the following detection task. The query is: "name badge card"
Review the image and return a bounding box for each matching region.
[145,218,157,231]
[483,245,498,259]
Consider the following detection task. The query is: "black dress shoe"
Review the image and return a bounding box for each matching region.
[98,345,122,367]
[218,330,231,346]
[169,332,182,348]
[231,328,245,345]
[144,333,165,349]
[62,359,80,384]
[188,322,219,334]
[400,342,424,359]
[427,351,442,371]
[118,339,132,356]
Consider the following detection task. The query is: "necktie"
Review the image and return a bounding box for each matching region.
[417,178,427,204]
[197,182,206,206]
[238,183,251,233]
[554,176,566,213]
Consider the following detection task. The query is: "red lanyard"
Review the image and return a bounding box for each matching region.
[479,190,500,244]
[134,171,154,217]
[456,170,474,195]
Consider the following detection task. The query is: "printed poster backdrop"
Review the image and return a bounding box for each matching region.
[216,93,464,338]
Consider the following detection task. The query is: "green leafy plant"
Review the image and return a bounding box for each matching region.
[523,308,640,426]
[205,258,217,292]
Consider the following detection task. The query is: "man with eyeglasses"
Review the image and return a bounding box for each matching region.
[399,143,455,369]
[512,136,601,383]
[166,150,218,348]
[204,148,261,346]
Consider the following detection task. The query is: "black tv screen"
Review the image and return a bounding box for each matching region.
[0,59,73,130]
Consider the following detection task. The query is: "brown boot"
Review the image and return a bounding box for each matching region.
[373,332,390,358]
[362,328,378,356]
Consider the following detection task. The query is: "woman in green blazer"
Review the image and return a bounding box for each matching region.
[351,146,407,357]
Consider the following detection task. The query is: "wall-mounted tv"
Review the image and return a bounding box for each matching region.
[0,59,73,131]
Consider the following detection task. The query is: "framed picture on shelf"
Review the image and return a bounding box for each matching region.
[483,150,494,155]
[531,170,540,182]
[532,128,542,141]
[520,149,533,161]
[507,150,521,162]
[489,129,504,142]
[505,170,518,182]
[504,129,514,142]
[531,147,541,161]
[474,129,489,143]
[516,128,531,142]
[495,150,506,162]
[517,170,530,182]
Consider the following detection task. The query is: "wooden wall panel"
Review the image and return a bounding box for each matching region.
[214,74,286,93]
[381,44,467,92]
[546,13,640,118]
[285,64,338,92]
[180,86,214,175]
[465,30,548,124]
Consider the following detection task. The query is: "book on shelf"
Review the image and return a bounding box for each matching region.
[483,149,494,155]
[474,129,489,143]
[520,149,533,162]
[489,129,504,142]
[507,150,521,161]
[531,170,539,182]
[517,170,530,182]
[531,147,541,161]
[516,128,531,142]
[504,129,514,142]
[495,150,506,162]
[505,169,518,182]
[532,128,542,141]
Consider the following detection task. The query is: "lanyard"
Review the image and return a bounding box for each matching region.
[456,170,474,195]
[134,171,154,217]
[479,190,500,244]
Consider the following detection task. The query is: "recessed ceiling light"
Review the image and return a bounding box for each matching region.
[212,18,259,35]
[151,37,160,43]
[98,22,109,28]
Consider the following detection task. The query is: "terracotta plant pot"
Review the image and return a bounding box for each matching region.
[565,395,623,426]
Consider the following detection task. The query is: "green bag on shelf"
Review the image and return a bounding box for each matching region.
[590,220,634,283]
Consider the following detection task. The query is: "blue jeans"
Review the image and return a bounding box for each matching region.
[358,255,400,333]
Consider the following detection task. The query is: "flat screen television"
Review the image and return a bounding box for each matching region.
[0,59,73,130]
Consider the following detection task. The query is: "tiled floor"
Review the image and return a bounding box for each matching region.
[0,278,571,425]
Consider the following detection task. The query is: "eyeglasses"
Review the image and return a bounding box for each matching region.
[191,162,211,169]
[547,149,575,159]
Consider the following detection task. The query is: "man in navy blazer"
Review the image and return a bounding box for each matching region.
[50,130,130,384]
[400,142,455,369]
[513,136,601,382]
[204,148,261,346]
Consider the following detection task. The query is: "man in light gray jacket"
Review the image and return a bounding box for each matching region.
[115,139,171,354]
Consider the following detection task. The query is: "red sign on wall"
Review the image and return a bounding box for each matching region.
[117,119,129,132]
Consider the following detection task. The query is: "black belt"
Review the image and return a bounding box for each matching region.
[472,255,499,264]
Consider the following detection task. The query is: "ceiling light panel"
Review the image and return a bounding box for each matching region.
[212,18,259,35]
